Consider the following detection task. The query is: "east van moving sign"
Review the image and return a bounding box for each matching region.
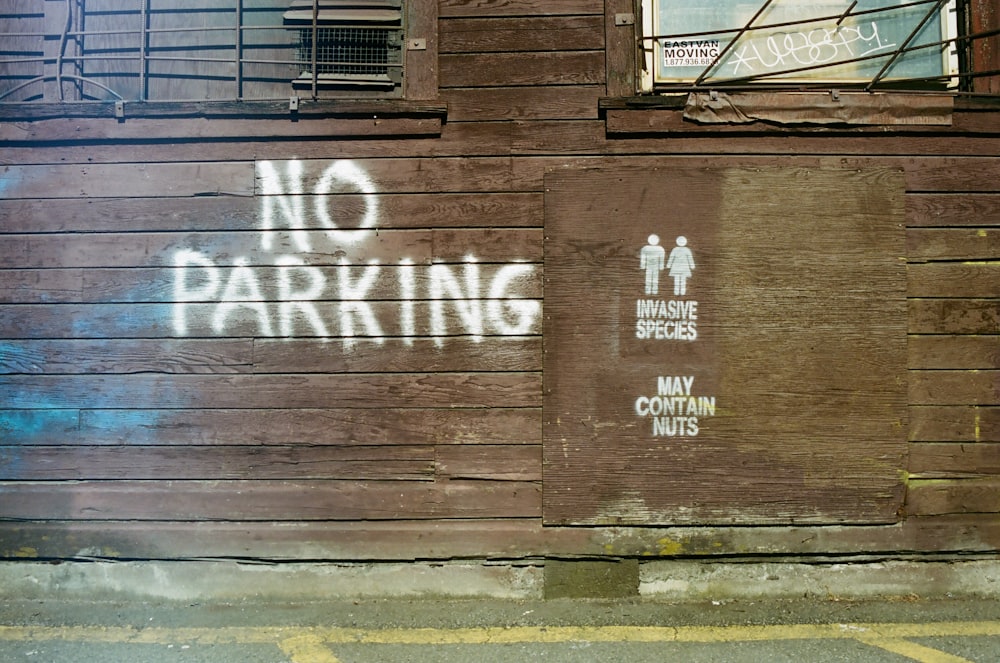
[542,166,908,526]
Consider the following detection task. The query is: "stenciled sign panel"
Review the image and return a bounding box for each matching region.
[543,166,907,526]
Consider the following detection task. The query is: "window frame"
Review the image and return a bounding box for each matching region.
[0,0,440,121]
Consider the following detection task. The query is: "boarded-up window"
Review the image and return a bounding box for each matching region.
[543,166,908,526]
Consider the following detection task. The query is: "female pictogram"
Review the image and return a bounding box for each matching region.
[666,236,695,296]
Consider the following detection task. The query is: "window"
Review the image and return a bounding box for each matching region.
[0,0,433,105]
[638,0,996,93]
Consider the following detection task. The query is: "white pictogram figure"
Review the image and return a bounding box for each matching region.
[667,236,695,296]
[639,234,666,295]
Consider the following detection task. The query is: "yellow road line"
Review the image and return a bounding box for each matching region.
[0,619,997,663]
[277,634,343,663]
[857,636,975,663]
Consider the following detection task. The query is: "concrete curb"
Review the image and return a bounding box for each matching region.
[1,558,998,602]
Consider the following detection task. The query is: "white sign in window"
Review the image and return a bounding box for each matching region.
[642,0,958,87]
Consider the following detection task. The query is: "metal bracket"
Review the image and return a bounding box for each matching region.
[831,89,840,101]
[407,38,427,51]
[114,101,125,119]
[614,13,635,26]
[289,96,299,111]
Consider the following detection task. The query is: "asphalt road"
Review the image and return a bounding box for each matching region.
[2,596,999,662]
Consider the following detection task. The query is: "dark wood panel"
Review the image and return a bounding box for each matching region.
[909,443,1000,478]
[435,444,541,481]
[0,163,255,199]
[909,299,1000,334]
[440,16,603,53]
[0,445,434,481]
[1,408,541,446]
[440,52,605,87]
[0,339,254,374]
[909,405,1000,443]
[906,478,1000,515]
[442,86,601,121]
[543,166,907,525]
[909,370,1000,406]
[438,0,603,18]
[0,479,543,520]
[0,193,542,233]
[908,335,1000,370]
[907,228,1000,262]
[909,263,1000,297]
[1,374,541,410]
[253,336,540,373]
[0,229,543,268]
[907,194,1000,227]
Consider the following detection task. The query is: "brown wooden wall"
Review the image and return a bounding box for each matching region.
[1,0,999,562]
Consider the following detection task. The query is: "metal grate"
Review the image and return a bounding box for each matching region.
[296,26,401,81]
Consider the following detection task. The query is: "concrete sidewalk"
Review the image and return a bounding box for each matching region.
[2,595,1000,662]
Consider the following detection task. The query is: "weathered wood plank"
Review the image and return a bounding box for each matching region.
[1,374,542,410]
[440,52,605,87]
[909,299,1000,334]
[519,119,1000,156]
[3,513,1000,560]
[0,301,542,337]
[1,408,541,446]
[0,117,443,142]
[906,478,1000,515]
[0,193,542,233]
[909,443,1000,478]
[253,157,517,193]
[909,263,1000,298]
[908,335,1000,370]
[435,444,541,481]
[442,86,601,121]
[0,269,82,302]
[404,0,438,100]
[0,229,543,268]
[604,109,1000,137]
[253,336,540,373]
[909,405,1000,442]
[438,0,604,18]
[0,339,254,374]
[0,163,255,199]
[604,0,637,97]
[0,122,514,165]
[0,479,543,520]
[439,16,603,53]
[907,194,1000,227]
[909,370,1000,406]
[907,228,1000,262]
[0,445,434,481]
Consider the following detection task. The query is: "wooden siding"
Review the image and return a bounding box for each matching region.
[1,0,999,562]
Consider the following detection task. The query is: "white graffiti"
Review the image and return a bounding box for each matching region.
[172,160,540,346]
[727,21,895,76]
[257,159,378,251]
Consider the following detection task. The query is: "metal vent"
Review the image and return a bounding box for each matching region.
[284,1,403,90]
